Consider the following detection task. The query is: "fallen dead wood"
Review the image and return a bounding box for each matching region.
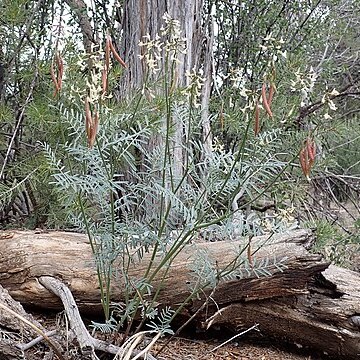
[202,264,360,359]
[0,229,359,359]
[38,276,157,360]
[0,282,63,359]
[0,229,325,311]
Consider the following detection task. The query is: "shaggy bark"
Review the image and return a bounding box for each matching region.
[64,0,96,52]
[118,0,204,94]
[117,1,212,216]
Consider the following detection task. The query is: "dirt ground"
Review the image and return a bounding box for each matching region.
[25,334,323,360]
[152,336,321,360]
[23,317,325,360]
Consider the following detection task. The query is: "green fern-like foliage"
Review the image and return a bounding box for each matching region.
[188,242,288,291]
[41,90,289,325]
[146,306,175,335]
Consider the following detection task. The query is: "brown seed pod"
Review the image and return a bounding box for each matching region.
[102,66,108,95]
[105,35,111,71]
[299,147,309,177]
[262,83,273,118]
[85,97,92,141]
[109,40,127,68]
[88,109,99,148]
[307,138,316,165]
[267,83,275,106]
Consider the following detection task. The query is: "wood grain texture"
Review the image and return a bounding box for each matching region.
[0,229,324,312]
[205,265,360,359]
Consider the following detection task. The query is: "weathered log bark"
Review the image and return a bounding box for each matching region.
[0,229,359,359]
[0,229,323,311]
[0,282,63,359]
[203,264,360,359]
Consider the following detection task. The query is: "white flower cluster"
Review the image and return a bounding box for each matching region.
[69,50,102,105]
[259,33,287,62]
[229,67,249,98]
[181,68,205,108]
[210,137,225,152]
[161,12,186,56]
[226,66,256,114]
[290,67,318,106]
[322,88,339,119]
[87,52,104,104]
[138,12,186,74]
[277,206,296,223]
[262,206,298,233]
[138,34,162,73]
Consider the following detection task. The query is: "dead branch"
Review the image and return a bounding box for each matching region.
[39,276,157,360]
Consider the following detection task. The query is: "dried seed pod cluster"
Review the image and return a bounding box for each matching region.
[254,81,276,136]
[50,34,127,148]
[300,137,316,179]
[87,35,126,148]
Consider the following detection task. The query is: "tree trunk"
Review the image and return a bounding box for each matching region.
[0,229,360,358]
[119,0,204,94]
[118,1,212,226]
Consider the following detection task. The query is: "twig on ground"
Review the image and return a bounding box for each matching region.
[130,332,161,360]
[0,302,64,359]
[116,332,145,360]
[197,323,259,359]
[39,276,157,360]
[17,329,58,351]
[209,323,259,352]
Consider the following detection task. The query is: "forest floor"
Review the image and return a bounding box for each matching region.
[152,336,322,360]
[25,313,326,360]
[24,329,324,360]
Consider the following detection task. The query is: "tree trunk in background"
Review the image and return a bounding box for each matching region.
[200,7,214,156]
[118,0,213,224]
[118,0,204,93]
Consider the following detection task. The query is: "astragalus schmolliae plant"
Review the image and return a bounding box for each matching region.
[43,104,153,321]
[43,13,296,348]
[126,102,294,332]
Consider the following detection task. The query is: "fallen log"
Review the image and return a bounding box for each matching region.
[0,229,359,359]
[203,265,360,359]
[0,229,324,311]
